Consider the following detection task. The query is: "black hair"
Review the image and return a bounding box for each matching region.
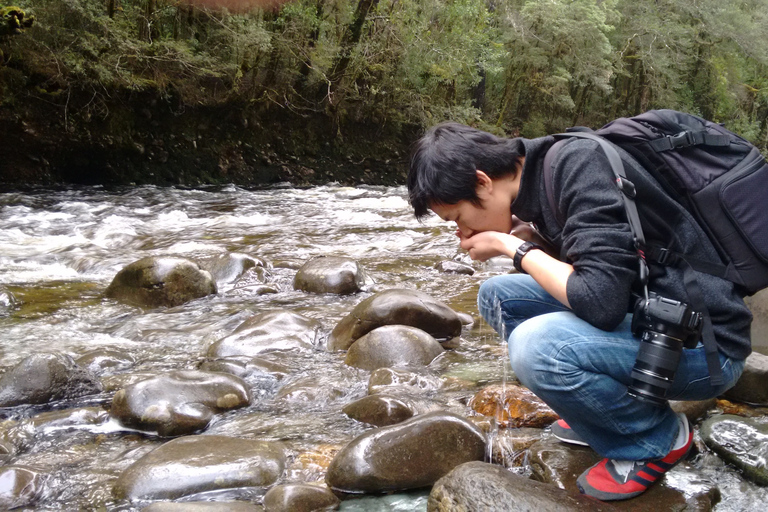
[407,122,523,219]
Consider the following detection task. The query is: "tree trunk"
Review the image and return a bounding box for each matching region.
[328,0,380,88]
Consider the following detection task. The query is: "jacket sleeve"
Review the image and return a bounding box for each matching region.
[552,139,640,331]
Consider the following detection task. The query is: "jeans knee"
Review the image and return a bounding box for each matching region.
[507,314,566,389]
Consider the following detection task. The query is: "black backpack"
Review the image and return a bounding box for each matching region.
[543,109,768,296]
[542,110,768,385]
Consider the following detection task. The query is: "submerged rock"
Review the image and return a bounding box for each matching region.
[0,286,18,316]
[342,395,415,427]
[368,367,444,395]
[325,411,486,493]
[723,352,768,406]
[105,256,216,308]
[293,255,368,295]
[142,502,260,511]
[468,384,559,428]
[110,370,250,436]
[199,356,290,381]
[487,428,543,467]
[700,414,768,486]
[328,289,462,351]
[0,466,45,510]
[0,352,102,407]
[434,260,474,275]
[200,252,269,286]
[75,348,136,376]
[344,325,444,371]
[263,483,340,512]
[207,310,322,358]
[274,376,348,405]
[428,461,615,512]
[112,435,285,501]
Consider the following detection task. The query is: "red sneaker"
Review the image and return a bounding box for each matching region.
[551,419,589,446]
[576,414,693,501]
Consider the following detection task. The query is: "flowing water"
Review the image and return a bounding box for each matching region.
[0,184,764,510]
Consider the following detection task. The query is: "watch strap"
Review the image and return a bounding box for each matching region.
[514,241,542,274]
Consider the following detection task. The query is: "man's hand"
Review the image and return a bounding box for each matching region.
[460,232,522,262]
[510,215,556,257]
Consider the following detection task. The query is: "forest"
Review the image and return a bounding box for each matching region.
[1,0,768,185]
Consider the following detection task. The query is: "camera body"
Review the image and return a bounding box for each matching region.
[628,292,703,407]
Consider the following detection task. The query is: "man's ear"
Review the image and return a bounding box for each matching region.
[475,170,493,197]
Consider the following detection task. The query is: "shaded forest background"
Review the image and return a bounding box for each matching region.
[1,0,768,187]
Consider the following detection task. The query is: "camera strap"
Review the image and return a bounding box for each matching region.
[547,132,724,386]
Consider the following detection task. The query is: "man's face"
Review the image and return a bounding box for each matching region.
[430,198,513,240]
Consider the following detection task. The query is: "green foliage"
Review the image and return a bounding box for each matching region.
[2,0,768,150]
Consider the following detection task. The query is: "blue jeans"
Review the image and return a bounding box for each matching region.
[477,274,745,461]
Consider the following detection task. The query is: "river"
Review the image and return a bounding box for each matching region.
[0,185,765,510]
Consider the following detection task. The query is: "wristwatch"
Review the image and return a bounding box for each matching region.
[513,241,543,274]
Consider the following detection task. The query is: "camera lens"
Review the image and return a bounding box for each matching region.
[627,330,684,407]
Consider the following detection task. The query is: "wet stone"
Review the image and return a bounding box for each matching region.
[75,348,136,376]
[142,502,262,512]
[344,325,444,371]
[207,310,322,358]
[0,466,45,510]
[700,414,768,486]
[328,289,462,351]
[342,395,414,427]
[325,411,486,493]
[488,427,543,467]
[101,372,157,393]
[200,252,269,286]
[723,352,768,406]
[468,383,559,428]
[263,483,340,512]
[0,286,18,316]
[671,399,717,423]
[105,256,217,308]
[110,370,251,437]
[428,461,616,512]
[274,376,347,405]
[113,435,286,501]
[26,406,110,432]
[368,367,443,395]
[199,356,290,381]
[293,255,368,295]
[0,352,102,407]
[231,266,273,290]
[434,260,475,275]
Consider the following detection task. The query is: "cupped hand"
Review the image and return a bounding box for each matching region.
[460,231,520,262]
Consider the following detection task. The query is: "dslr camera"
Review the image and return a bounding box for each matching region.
[628,292,703,407]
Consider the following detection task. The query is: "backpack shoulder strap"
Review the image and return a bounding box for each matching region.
[542,138,569,228]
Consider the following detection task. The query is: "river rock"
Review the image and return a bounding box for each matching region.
[142,502,261,511]
[231,266,273,291]
[113,435,285,501]
[368,367,444,395]
[75,348,136,376]
[328,289,462,351]
[274,376,347,405]
[434,260,475,275]
[325,411,486,493]
[26,406,110,432]
[0,352,102,407]
[700,414,768,485]
[342,395,414,426]
[468,384,559,428]
[293,255,367,295]
[344,325,444,371]
[110,370,251,436]
[722,352,768,405]
[105,256,216,308]
[0,286,18,316]
[200,252,269,286]
[200,356,290,381]
[0,466,45,510]
[428,461,615,512]
[207,310,322,358]
[529,437,719,510]
[488,428,543,467]
[745,288,768,351]
[263,483,340,512]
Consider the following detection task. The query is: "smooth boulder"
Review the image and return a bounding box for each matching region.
[208,310,322,358]
[112,435,285,500]
[344,325,444,371]
[105,256,216,308]
[328,289,462,351]
[0,466,45,510]
[723,352,768,405]
[263,483,340,512]
[342,395,414,426]
[468,384,559,428]
[293,255,367,295]
[110,370,250,436]
[0,352,102,407]
[200,252,268,286]
[325,411,486,493]
[428,461,615,512]
[700,414,768,485]
[434,261,474,275]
